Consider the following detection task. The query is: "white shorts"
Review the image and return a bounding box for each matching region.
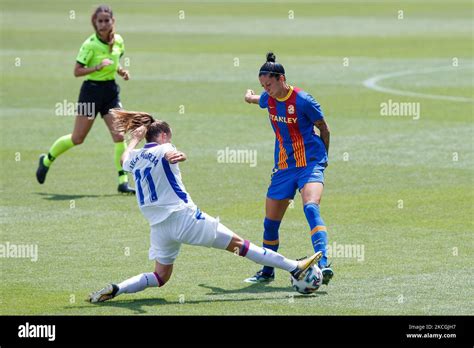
[149,206,234,265]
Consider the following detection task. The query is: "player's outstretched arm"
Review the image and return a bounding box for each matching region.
[120,125,147,166]
[244,89,261,104]
[165,150,187,164]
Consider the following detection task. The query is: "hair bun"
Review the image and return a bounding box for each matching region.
[266,52,276,63]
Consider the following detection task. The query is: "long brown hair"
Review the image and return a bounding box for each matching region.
[91,5,115,52]
[111,109,171,143]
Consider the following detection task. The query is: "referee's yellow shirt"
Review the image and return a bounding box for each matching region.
[76,33,125,81]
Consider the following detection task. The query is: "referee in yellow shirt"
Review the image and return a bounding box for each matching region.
[36,5,134,194]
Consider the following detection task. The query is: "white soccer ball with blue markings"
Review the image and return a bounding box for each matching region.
[291,265,323,294]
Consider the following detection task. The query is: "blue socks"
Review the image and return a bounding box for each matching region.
[303,203,328,268]
[260,204,328,275]
[261,218,281,275]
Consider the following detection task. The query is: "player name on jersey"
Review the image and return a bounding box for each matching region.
[269,114,297,124]
[128,150,161,170]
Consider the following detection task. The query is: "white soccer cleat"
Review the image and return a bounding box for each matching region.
[88,283,118,303]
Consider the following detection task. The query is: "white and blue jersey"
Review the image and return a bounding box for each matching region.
[123,142,196,225]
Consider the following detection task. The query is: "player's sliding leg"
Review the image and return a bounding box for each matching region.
[103,113,135,194]
[88,262,172,303]
[301,182,333,285]
[88,214,321,303]
[244,198,290,283]
[213,223,320,281]
[36,115,94,184]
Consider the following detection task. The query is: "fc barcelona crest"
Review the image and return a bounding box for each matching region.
[288,105,295,115]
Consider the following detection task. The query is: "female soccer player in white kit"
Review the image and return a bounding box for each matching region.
[88,109,321,303]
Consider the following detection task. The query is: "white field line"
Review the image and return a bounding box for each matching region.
[363,66,473,103]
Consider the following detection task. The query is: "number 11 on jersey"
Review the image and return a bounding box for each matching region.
[134,167,158,205]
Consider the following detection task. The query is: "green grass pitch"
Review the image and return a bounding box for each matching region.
[0,0,473,315]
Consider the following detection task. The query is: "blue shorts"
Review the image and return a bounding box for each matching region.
[267,164,325,200]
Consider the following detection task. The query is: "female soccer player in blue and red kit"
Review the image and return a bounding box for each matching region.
[244,53,333,285]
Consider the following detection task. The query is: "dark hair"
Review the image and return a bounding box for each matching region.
[146,121,172,143]
[91,5,115,52]
[110,109,172,143]
[259,52,285,78]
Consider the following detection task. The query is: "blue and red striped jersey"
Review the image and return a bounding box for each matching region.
[259,86,328,170]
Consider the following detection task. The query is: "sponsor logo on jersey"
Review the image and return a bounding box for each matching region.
[269,114,297,124]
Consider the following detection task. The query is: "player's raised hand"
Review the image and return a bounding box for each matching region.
[245,89,255,103]
[131,125,147,141]
[245,89,261,104]
[165,151,187,164]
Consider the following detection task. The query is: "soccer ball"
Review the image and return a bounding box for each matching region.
[291,265,323,294]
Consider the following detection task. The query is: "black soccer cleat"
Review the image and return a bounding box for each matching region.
[118,183,135,195]
[36,154,49,184]
[321,264,334,285]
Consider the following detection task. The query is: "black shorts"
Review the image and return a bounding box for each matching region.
[77,80,122,118]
